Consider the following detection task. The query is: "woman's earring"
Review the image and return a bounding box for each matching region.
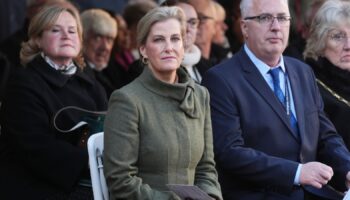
[142,57,148,65]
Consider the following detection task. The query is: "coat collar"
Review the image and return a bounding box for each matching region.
[28,56,94,88]
[139,66,200,118]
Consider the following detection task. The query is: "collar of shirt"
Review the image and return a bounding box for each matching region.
[41,52,77,75]
[87,61,107,72]
[243,44,286,75]
[243,44,297,118]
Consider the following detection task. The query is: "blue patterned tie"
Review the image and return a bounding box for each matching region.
[270,68,300,140]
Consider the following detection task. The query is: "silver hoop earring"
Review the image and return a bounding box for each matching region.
[142,57,148,65]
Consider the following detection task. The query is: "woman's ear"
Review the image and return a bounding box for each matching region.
[139,45,147,59]
[35,37,42,49]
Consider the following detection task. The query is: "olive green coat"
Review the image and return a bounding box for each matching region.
[104,67,222,199]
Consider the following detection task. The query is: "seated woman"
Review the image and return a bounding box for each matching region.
[304,0,350,152]
[0,3,107,199]
[103,6,222,199]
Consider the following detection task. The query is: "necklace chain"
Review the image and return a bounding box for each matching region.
[316,79,350,107]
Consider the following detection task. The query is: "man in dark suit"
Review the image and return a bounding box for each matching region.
[202,0,350,199]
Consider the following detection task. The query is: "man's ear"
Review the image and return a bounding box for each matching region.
[240,19,248,39]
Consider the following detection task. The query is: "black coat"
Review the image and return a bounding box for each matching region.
[84,63,116,98]
[0,56,107,199]
[307,58,350,151]
[0,52,10,101]
[103,58,144,90]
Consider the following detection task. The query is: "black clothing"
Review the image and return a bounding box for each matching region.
[284,27,306,61]
[0,55,107,199]
[0,52,10,101]
[307,57,350,151]
[196,56,213,78]
[104,58,144,90]
[0,20,28,67]
[84,63,116,98]
[210,43,230,66]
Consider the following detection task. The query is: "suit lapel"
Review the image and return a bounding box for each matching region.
[239,50,298,140]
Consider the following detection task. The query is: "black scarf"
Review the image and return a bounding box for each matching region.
[307,57,350,100]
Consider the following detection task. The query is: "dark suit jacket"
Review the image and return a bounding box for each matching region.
[202,48,350,200]
[0,56,107,199]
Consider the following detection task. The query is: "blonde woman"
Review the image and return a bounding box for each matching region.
[104,6,222,199]
[0,4,107,199]
[304,0,350,161]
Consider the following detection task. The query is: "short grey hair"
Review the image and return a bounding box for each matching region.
[81,9,117,39]
[304,0,350,60]
[240,0,289,18]
[136,6,186,47]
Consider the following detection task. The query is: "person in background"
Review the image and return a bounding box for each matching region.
[112,14,133,75]
[301,0,326,40]
[212,1,229,47]
[103,1,158,90]
[0,4,107,199]
[189,0,216,63]
[81,8,118,97]
[123,1,158,61]
[304,0,350,154]
[104,14,135,90]
[202,0,350,199]
[217,0,244,54]
[104,6,222,199]
[210,1,231,65]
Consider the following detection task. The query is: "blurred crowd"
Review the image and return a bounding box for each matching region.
[2,0,350,199]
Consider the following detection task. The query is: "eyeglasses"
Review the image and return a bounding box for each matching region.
[328,31,350,44]
[244,14,291,26]
[187,18,199,28]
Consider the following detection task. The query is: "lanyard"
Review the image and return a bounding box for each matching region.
[283,72,291,116]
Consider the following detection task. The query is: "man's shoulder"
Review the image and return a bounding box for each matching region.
[283,55,313,74]
[284,56,309,67]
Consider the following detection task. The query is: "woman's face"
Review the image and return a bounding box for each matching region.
[140,18,184,82]
[115,15,130,50]
[324,26,350,71]
[38,11,81,66]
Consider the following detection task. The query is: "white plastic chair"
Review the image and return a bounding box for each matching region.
[87,132,109,200]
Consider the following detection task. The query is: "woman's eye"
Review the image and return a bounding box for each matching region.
[331,33,346,41]
[154,38,164,42]
[171,37,180,42]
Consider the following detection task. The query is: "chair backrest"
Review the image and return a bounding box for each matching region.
[87,132,109,200]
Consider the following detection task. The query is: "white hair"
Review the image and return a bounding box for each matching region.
[240,0,289,18]
[81,9,117,39]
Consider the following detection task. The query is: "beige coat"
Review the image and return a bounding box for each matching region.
[104,67,222,199]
